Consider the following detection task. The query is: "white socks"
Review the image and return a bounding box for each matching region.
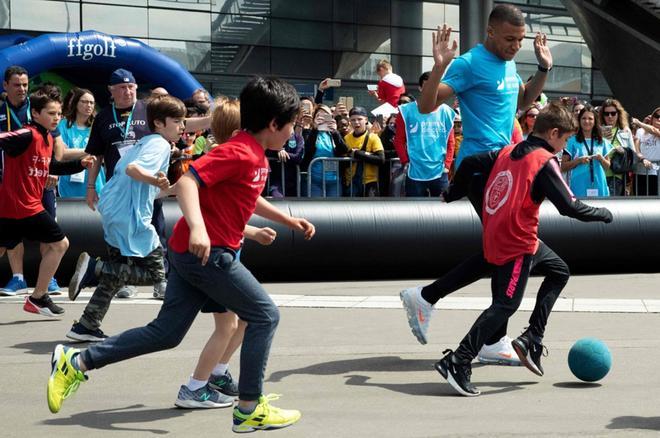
[212,363,229,376]
[13,274,24,281]
[186,376,207,391]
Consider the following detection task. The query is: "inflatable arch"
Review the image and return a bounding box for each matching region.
[0,30,204,99]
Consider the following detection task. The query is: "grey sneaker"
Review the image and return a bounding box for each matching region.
[209,370,239,397]
[153,281,167,300]
[174,384,234,409]
[115,285,138,299]
[400,286,433,345]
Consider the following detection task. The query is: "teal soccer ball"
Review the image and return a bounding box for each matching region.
[568,337,612,382]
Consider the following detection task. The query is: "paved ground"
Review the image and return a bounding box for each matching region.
[2,274,660,437]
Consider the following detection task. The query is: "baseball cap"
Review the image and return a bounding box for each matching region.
[109,68,136,86]
[349,106,368,117]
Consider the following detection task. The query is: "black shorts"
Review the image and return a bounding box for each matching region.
[0,211,66,249]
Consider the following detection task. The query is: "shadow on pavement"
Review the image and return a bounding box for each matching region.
[0,319,60,327]
[607,416,660,431]
[40,404,190,434]
[553,381,602,389]
[268,356,435,382]
[11,340,90,355]
[343,374,538,397]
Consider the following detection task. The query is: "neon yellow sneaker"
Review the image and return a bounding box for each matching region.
[47,344,87,413]
[232,394,301,433]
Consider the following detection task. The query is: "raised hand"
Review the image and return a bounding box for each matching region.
[432,24,458,67]
[154,171,170,190]
[533,32,553,70]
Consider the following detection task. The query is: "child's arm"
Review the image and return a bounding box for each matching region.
[175,172,211,264]
[156,182,176,199]
[254,196,315,240]
[0,128,32,157]
[50,154,96,175]
[125,163,170,190]
[244,225,277,246]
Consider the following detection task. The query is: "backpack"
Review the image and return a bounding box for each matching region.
[610,147,634,174]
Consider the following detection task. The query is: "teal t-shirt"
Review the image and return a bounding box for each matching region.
[98,134,170,257]
[57,119,105,197]
[565,135,612,197]
[442,44,522,168]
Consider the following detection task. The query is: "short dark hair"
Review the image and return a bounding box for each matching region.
[418,71,431,88]
[240,76,300,132]
[29,84,62,114]
[398,93,415,105]
[488,4,525,27]
[533,102,577,137]
[4,65,28,83]
[147,95,186,132]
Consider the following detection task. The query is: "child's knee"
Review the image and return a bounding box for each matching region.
[49,237,69,254]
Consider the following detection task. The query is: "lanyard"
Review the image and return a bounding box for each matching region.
[112,102,136,141]
[583,137,595,183]
[5,100,30,131]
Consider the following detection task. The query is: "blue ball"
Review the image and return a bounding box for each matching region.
[568,337,612,382]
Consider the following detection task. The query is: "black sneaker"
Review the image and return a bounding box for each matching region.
[209,370,239,397]
[511,332,548,376]
[434,349,480,396]
[68,252,98,301]
[23,295,64,318]
[66,321,108,342]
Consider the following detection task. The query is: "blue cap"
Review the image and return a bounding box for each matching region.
[349,106,368,117]
[109,68,136,85]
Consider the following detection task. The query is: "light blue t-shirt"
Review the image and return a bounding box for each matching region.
[399,102,456,181]
[56,119,106,198]
[311,131,337,182]
[564,135,612,197]
[442,44,522,169]
[98,134,170,257]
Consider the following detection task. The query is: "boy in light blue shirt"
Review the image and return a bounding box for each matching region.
[64,95,186,343]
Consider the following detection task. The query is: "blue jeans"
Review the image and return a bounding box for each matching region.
[405,174,448,197]
[310,177,339,197]
[81,247,280,401]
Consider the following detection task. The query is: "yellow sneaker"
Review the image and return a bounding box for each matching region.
[232,394,301,433]
[47,344,87,413]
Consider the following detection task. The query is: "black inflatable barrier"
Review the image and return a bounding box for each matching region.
[2,198,659,284]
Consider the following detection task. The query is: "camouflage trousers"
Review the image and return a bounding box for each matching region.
[79,245,166,330]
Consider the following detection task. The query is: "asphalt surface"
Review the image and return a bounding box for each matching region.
[2,275,660,437]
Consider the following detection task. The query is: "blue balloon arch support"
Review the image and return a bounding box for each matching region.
[0,30,205,99]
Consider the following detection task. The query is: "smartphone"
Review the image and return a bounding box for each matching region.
[326,79,341,87]
[367,84,378,91]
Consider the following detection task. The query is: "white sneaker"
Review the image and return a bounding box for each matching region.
[400,286,433,345]
[477,335,522,366]
[115,285,138,299]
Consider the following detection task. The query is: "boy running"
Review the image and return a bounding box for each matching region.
[47,76,315,434]
[65,95,186,341]
[0,86,94,317]
[435,103,613,396]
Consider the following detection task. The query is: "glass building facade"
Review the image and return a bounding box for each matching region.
[0,0,613,105]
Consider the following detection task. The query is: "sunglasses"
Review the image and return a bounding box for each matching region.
[653,114,660,119]
[603,111,617,117]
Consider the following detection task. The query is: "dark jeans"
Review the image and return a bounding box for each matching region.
[81,247,280,401]
[405,174,448,197]
[452,242,569,363]
[151,198,168,273]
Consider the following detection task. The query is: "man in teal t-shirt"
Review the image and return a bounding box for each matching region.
[418,4,553,169]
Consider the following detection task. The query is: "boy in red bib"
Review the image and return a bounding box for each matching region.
[0,86,94,317]
[435,103,612,396]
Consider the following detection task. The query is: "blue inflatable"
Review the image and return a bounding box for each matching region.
[0,30,204,100]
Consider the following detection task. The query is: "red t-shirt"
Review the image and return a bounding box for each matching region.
[169,131,269,253]
[482,145,554,265]
[0,126,52,219]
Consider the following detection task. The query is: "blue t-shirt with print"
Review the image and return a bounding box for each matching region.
[442,44,522,169]
[98,134,170,257]
[56,119,106,198]
[311,131,337,182]
[564,135,612,197]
